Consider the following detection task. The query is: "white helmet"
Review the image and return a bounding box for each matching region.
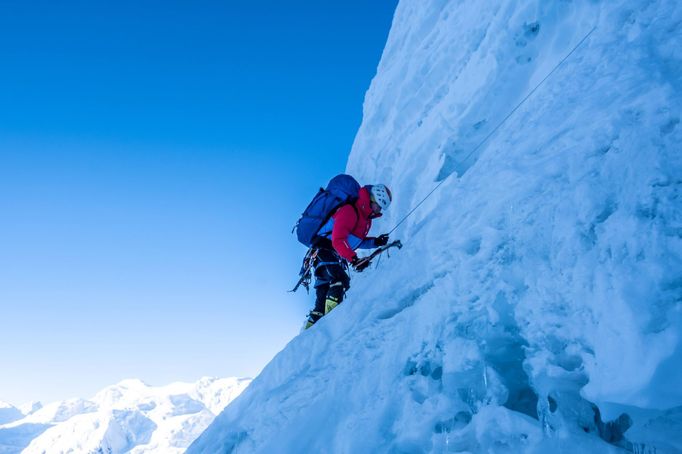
[370,184,392,211]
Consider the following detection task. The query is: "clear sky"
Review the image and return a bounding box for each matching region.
[0,0,398,406]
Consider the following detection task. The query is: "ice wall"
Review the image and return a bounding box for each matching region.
[349,0,682,411]
[190,0,682,452]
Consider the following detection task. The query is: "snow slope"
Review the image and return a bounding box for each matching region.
[0,377,250,454]
[190,0,682,452]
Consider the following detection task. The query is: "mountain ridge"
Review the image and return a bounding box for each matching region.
[0,376,250,454]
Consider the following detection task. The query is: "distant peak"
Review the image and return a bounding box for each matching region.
[19,400,43,415]
[114,378,149,388]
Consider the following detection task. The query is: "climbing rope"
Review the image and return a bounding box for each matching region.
[388,25,597,236]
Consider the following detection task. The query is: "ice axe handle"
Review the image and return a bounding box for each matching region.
[366,240,402,261]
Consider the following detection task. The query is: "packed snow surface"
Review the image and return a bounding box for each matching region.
[193,0,682,452]
[0,377,250,454]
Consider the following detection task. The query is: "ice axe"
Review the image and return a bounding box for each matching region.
[353,240,403,270]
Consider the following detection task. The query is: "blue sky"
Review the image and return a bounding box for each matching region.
[0,0,397,405]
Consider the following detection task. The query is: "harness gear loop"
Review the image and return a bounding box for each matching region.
[289,248,319,293]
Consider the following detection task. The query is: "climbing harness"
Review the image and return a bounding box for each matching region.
[291,240,403,292]
[387,25,598,236]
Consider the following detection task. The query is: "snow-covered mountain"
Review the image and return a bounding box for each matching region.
[0,377,250,454]
[189,0,681,453]
[0,403,23,427]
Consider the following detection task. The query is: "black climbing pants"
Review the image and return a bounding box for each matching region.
[312,247,350,318]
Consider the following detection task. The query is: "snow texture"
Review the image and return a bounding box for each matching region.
[0,377,250,454]
[190,0,682,452]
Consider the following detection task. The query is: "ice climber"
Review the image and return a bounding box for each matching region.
[304,183,393,329]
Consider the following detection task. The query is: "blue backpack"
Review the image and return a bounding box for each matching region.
[294,174,361,247]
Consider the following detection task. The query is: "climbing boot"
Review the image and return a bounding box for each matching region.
[324,296,340,314]
[305,311,324,330]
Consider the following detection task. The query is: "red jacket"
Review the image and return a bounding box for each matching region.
[331,187,380,261]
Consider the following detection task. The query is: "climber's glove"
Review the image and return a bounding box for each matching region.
[374,234,389,247]
[351,255,371,272]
